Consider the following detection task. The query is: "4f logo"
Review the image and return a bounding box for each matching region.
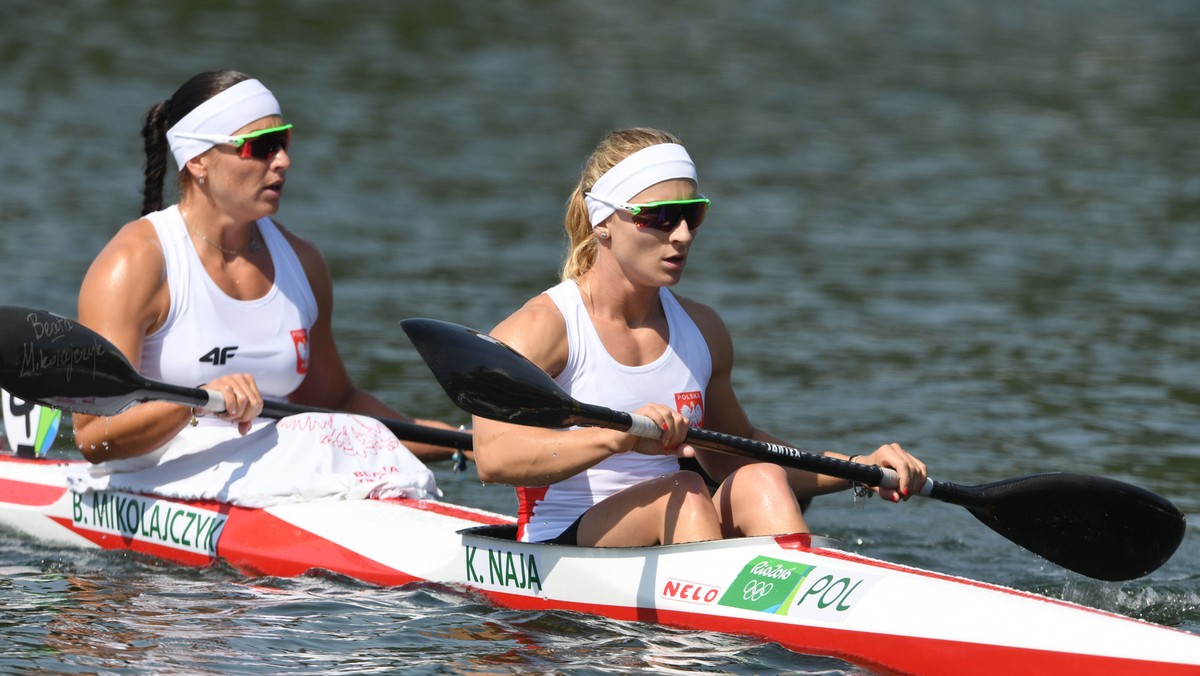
[200,346,238,366]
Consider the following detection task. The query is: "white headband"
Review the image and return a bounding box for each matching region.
[165,79,283,169]
[584,143,698,226]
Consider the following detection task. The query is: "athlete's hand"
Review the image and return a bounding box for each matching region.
[628,403,695,458]
[202,374,264,435]
[854,443,927,503]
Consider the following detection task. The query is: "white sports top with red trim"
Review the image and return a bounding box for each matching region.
[140,205,318,408]
[517,280,712,542]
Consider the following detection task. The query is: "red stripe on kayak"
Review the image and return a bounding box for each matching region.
[0,477,67,506]
[381,497,514,526]
[474,588,1198,676]
[46,502,424,585]
[772,532,817,550]
[216,504,424,585]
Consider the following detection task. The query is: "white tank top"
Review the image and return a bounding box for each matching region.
[517,280,712,542]
[140,206,318,404]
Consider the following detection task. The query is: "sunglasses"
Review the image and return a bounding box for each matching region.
[174,124,293,160]
[586,193,711,232]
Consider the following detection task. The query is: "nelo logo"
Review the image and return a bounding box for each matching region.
[661,578,721,605]
[199,346,238,366]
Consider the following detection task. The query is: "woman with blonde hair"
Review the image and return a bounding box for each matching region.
[473,128,928,546]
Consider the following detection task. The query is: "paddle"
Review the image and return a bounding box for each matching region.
[0,306,471,451]
[399,317,1186,582]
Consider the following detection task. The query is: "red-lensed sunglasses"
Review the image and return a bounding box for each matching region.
[174,124,293,160]
[586,193,711,232]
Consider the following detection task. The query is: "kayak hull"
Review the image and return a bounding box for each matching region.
[1,454,1196,675]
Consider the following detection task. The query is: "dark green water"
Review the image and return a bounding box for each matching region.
[1,2,1197,673]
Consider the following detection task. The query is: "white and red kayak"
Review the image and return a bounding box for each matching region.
[1,453,1197,675]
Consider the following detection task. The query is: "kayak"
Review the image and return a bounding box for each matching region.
[0,307,1196,673]
[2,452,1197,675]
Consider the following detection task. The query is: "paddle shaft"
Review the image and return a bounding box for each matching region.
[209,389,472,451]
[0,306,471,451]
[583,402,930,495]
[56,376,472,450]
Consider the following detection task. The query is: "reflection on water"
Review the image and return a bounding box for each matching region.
[40,575,185,663]
[3,559,862,675]
[1,0,1198,673]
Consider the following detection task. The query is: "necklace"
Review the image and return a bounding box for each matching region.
[180,208,261,255]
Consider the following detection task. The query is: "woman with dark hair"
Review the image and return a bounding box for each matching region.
[70,71,456,504]
[472,128,928,546]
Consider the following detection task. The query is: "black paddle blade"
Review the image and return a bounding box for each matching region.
[0,306,151,416]
[935,473,1186,581]
[401,318,581,428]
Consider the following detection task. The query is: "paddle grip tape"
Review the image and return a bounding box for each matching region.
[865,469,933,495]
[919,477,934,496]
[627,413,663,440]
[202,390,227,414]
[878,467,900,490]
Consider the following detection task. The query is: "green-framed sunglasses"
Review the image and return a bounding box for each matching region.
[586,193,711,232]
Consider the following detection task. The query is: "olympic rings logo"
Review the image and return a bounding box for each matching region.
[742,580,774,602]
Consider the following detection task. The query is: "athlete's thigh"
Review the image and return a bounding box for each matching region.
[577,471,710,547]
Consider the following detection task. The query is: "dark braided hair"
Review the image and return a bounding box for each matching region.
[140,70,253,216]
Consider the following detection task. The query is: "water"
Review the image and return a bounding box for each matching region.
[1,1,1198,673]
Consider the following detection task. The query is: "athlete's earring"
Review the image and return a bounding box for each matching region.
[596,229,609,240]
[198,176,206,186]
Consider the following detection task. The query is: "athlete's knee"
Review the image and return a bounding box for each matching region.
[658,471,722,543]
[731,462,791,491]
[667,470,713,497]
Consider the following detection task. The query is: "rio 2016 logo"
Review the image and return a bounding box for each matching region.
[719,556,813,613]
